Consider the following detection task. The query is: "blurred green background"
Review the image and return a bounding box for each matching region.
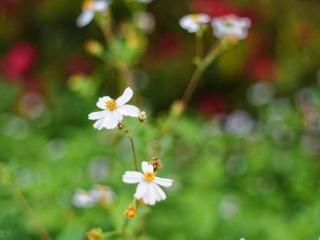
[1,0,320,239]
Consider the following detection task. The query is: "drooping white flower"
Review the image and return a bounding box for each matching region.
[211,15,251,40]
[179,13,211,33]
[88,87,140,130]
[76,0,109,28]
[122,161,173,205]
[72,189,95,208]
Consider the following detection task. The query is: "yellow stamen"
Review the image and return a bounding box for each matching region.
[106,99,117,111]
[144,172,155,182]
[82,0,94,10]
[191,14,200,22]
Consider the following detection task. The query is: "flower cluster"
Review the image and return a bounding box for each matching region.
[88,88,173,220]
[180,13,251,41]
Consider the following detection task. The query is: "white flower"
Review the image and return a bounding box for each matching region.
[211,15,251,40]
[122,161,173,205]
[179,13,211,33]
[72,189,95,208]
[90,185,115,204]
[137,0,153,3]
[76,0,109,28]
[88,87,140,130]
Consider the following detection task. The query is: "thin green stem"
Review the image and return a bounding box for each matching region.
[195,31,203,60]
[10,182,52,240]
[128,135,139,171]
[182,41,228,105]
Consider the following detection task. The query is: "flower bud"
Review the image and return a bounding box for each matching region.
[86,228,104,240]
[150,157,162,171]
[171,100,185,116]
[85,40,104,57]
[138,111,147,122]
[117,122,124,130]
[124,206,138,220]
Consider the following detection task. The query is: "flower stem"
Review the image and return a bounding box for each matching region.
[182,40,229,106]
[128,135,139,171]
[96,12,137,95]
[10,179,52,240]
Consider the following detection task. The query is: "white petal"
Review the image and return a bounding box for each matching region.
[88,110,107,120]
[153,183,166,201]
[76,10,94,28]
[122,171,144,184]
[93,0,109,11]
[117,104,140,117]
[102,111,119,129]
[116,87,133,106]
[96,96,110,109]
[143,183,156,205]
[93,117,105,130]
[154,177,173,188]
[134,181,148,199]
[141,161,153,173]
[112,110,123,122]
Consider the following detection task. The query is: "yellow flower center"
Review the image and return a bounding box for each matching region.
[144,172,155,182]
[82,0,94,10]
[191,14,200,22]
[106,99,117,111]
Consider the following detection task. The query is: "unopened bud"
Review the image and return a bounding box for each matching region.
[138,111,147,122]
[86,228,104,240]
[150,157,162,172]
[85,40,104,57]
[117,122,124,130]
[171,100,185,116]
[124,206,138,220]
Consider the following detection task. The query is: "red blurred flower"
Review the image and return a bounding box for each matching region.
[1,41,38,81]
[194,0,242,17]
[66,55,93,76]
[198,93,227,118]
[0,0,17,14]
[149,33,182,60]
[249,57,277,82]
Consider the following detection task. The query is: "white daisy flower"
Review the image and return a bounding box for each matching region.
[211,15,251,40]
[122,161,173,205]
[88,87,140,130]
[179,13,211,33]
[76,0,109,28]
[72,189,95,208]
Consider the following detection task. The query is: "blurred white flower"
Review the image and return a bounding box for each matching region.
[134,11,155,33]
[137,0,153,3]
[225,111,254,135]
[211,15,251,40]
[90,185,115,204]
[122,161,173,205]
[72,189,95,208]
[88,87,140,130]
[247,82,274,106]
[76,0,109,28]
[179,13,211,33]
